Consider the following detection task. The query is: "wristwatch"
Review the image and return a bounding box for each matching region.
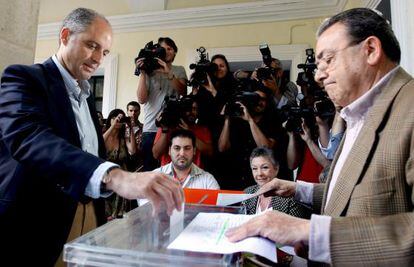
[101,166,119,192]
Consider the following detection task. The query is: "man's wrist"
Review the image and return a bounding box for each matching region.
[101,166,119,192]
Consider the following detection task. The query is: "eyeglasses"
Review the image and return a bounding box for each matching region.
[316,40,363,73]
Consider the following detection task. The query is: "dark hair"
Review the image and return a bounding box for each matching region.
[60,8,109,43]
[169,129,196,147]
[317,8,400,63]
[106,108,126,121]
[127,101,140,110]
[158,37,178,53]
[211,54,231,74]
[249,147,279,168]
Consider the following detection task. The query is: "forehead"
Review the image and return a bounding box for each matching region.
[251,156,271,164]
[213,58,226,65]
[316,23,349,58]
[79,18,112,46]
[128,105,140,110]
[171,136,193,146]
[160,42,174,50]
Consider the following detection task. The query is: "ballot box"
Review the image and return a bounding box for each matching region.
[64,203,246,266]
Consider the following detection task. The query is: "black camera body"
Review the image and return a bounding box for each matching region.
[225,91,261,117]
[156,96,194,128]
[188,47,217,87]
[134,41,166,76]
[256,43,276,81]
[281,48,335,134]
[119,116,131,124]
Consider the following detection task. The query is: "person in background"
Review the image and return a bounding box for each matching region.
[139,129,219,206]
[126,101,144,171]
[136,37,187,171]
[0,8,183,266]
[243,147,310,218]
[152,96,213,168]
[103,109,137,220]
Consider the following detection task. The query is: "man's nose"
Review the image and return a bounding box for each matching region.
[314,68,326,84]
[92,50,104,65]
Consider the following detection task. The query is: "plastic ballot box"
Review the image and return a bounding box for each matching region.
[64,203,246,266]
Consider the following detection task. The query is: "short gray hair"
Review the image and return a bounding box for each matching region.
[60,8,109,38]
[249,147,279,168]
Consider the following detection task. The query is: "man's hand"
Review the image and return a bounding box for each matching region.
[299,119,312,143]
[238,102,252,122]
[225,210,310,246]
[256,178,297,198]
[155,58,171,74]
[135,58,146,75]
[106,169,184,216]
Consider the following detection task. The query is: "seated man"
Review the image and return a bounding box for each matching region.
[139,129,219,206]
[152,96,213,168]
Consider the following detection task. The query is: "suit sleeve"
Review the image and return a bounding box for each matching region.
[0,64,104,200]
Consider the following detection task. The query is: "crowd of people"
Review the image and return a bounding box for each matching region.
[1,6,413,266]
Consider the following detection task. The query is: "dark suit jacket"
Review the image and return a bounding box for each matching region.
[0,58,106,266]
[313,67,414,266]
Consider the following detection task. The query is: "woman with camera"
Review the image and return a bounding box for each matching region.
[103,109,137,220]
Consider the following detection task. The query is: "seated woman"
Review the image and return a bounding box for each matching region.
[243,147,311,218]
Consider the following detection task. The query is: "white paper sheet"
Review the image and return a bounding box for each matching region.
[167,212,277,263]
[216,193,254,206]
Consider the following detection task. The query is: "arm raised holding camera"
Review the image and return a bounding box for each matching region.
[239,102,276,148]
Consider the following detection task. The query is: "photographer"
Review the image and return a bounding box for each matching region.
[218,86,284,190]
[135,37,187,171]
[102,109,138,220]
[190,54,237,134]
[152,96,213,168]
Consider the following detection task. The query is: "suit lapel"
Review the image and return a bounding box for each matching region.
[42,58,81,147]
[324,67,410,216]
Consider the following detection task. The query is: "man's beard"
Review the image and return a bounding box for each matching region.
[173,157,192,170]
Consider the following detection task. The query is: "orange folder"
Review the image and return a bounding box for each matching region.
[183,188,244,205]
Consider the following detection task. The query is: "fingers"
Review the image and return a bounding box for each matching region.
[226,216,261,242]
[151,173,184,215]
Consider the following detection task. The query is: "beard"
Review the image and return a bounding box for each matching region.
[172,156,192,170]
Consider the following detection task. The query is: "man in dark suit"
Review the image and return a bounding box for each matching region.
[226,8,414,266]
[0,8,183,266]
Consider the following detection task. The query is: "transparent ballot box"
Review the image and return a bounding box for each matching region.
[64,204,246,266]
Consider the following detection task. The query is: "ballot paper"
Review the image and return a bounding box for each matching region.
[169,202,185,242]
[167,212,277,263]
[216,193,255,206]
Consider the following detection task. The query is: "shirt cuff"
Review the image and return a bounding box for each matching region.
[84,161,119,198]
[309,214,332,264]
[294,181,314,205]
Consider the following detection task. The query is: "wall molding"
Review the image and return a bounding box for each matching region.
[38,0,348,40]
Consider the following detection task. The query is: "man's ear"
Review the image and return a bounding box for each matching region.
[364,36,382,66]
[60,27,71,46]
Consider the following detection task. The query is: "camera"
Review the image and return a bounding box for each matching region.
[281,48,335,133]
[224,91,261,117]
[188,47,218,87]
[156,96,194,128]
[119,116,131,124]
[134,41,166,76]
[256,43,276,81]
